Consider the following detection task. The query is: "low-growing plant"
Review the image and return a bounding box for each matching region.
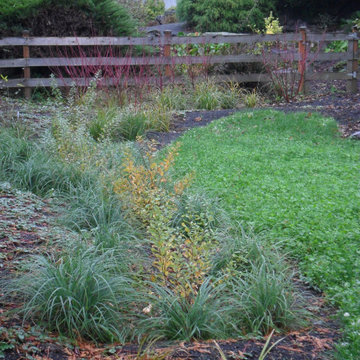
[59,179,130,234]
[8,247,135,343]
[151,85,189,111]
[171,191,230,231]
[137,279,229,341]
[229,262,305,334]
[244,89,260,108]
[104,106,149,141]
[193,80,222,110]
[0,129,84,196]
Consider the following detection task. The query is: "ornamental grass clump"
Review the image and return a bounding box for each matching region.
[137,279,230,341]
[229,261,306,334]
[9,247,135,343]
[0,128,84,196]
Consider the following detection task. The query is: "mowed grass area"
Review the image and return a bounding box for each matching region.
[173,110,360,357]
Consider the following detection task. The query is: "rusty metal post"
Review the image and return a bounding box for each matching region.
[298,26,307,93]
[22,30,31,99]
[346,26,358,93]
[164,30,172,77]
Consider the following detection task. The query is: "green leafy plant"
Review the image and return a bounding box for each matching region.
[229,262,305,334]
[144,0,165,21]
[177,0,274,33]
[325,40,347,53]
[0,128,84,196]
[173,109,360,355]
[0,0,136,36]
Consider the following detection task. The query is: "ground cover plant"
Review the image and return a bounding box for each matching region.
[172,109,360,358]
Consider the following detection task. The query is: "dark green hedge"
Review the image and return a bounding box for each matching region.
[0,0,136,36]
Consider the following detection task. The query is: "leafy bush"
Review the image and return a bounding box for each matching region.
[10,247,135,342]
[177,0,274,33]
[144,0,165,21]
[0,0,136,36]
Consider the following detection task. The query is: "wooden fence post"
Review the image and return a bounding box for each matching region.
[22,30,31,99]
[164,30,172,77]
[346,26,359,93]
[298,26,307,93]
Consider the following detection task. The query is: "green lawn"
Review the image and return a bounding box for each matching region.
[173,110,360,358]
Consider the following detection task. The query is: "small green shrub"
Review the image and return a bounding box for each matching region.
[172,191,229,231]
[152,85,189,111]
[10,247,135,343]
[59,179,130,235]
[244,89,260,108]
[105,107,149,141]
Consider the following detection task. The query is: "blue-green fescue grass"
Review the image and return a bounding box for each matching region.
[136,279,230,341]
[172,110,360,358]
[8,246,135,343]
[0,129,85,196]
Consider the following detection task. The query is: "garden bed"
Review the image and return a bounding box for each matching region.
[0,79,359,359]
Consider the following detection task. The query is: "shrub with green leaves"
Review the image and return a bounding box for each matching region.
[0,0,136,36]
[177,0,274,33]
[144,0,165,21]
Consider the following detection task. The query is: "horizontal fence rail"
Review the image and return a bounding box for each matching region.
[0,28,358,98]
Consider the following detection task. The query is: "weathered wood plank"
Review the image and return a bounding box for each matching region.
[0,32,353,48]
[314,52,352,61]
[0,73,273,88]
[307,33,351,42]
[0,33,303,47]
[0,51,351,69]
[0,54,263,68]
[309,72,352,80]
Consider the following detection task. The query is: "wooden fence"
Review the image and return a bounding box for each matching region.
[0,27,358,98]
